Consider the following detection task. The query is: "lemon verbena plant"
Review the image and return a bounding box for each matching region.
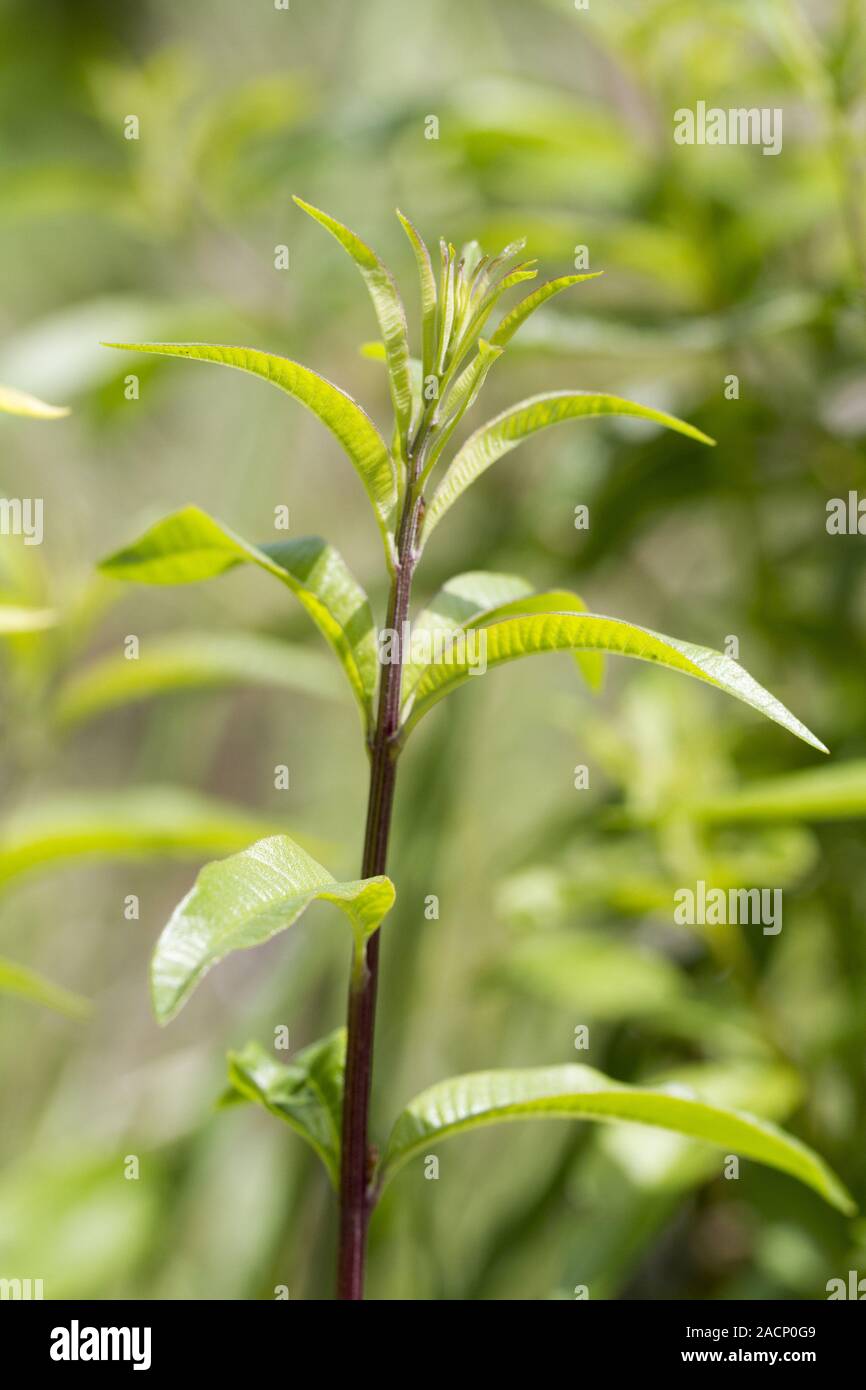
[99,200,851,1301]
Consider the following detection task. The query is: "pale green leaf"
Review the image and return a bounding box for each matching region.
[225,1029,345,1186]
[99,506,378,730]
[151,835,395,1024]
[0,956,90,1019]
[293,198,412,449]
[378,1063,854,1213]
[402,572,602,705]
[397,210,438,385]
[56,630,343,726]
[0,605,58,634]
[0,383,69,419]
[0,788,296,888]
[422,390,716,544]
[422,339,503,476]
[101,342,397,555]
[490,272,604,347]
[402,611,827,753]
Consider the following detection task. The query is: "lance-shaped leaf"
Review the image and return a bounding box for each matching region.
[0,956,90,1020]
[402,611,827,753]
[490,272,604,348]
[402,572,602,706]
[423,339,503,477]
[101,342,397,555]
[293,198,413,451]
[224,1029,345,1187]
[377,1063,855,1213]
[151,835,395,1025]
[56,630,343,726]
[0,383,69,419]
[99,506,378,731]
[0,788,298,889]
[397,210,438,385]
[0,605,57,634]
[422,390,715,544]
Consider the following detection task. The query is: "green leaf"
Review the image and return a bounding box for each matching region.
[490,272,604,347]
[0,788,296,889]
[0,605,58,634]
[378,1063,855,1213]
[681,760,866,825]
[100,342,397,557]
[422,390,716,544]
[151,834,395,1025]
[397,210,438,386]
[402,572,602,705]
[402,611,827,753]
[422,339,503,476]
[293,198,413,450]
[225,1030,345,1187]
[99,507,378,730]
[0,956,90,1019]
[0,383,69,419]
[56,630,344,726]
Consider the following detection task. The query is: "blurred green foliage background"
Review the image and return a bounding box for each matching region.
[1,0,865,1300]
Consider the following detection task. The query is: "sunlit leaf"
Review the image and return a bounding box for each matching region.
[489,272,603,347]
[402,611,827,753]
[397,210,438,385]
[422,390,715,544]
[0,956,90,1019]
[99,506,378,730]
[402,572,602,705]
[378,1063,855,1213]
[0,383,69,419]
[151,835,395,1025]
[100,342,397,556]
[56,630,343,726]
[293,197,413,450]
[0,605,57,634]
[224,1029,345,1187]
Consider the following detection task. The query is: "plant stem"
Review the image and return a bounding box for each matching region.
[336,469,425,1300]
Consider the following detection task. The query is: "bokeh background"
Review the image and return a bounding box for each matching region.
[1,0,865,1300]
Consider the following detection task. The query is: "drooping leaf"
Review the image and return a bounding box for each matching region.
[396,210,438,385]
[490,272,604,347]
[0,788,296,889]
[402,572,602,705]
[0,956,90,1019]
[402,611,827,753]
[422,390,716,543]
[100,342,397,555]
[151,835,395,1025]
[56,630,343,726]
[378,1063,854,1213]
[0,605,58,634]
[99,507,378,730]
[224,1029,345,1187]
[293,198,413,450]
[0,383,69,419]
